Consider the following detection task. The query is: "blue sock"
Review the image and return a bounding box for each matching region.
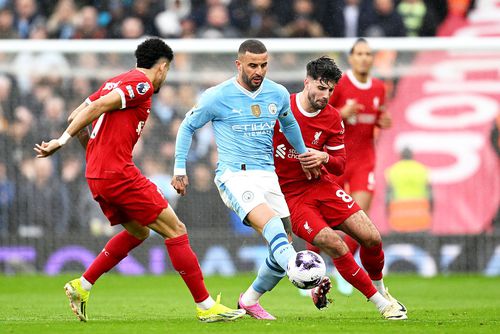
[262,216,296,271]
[251,250,286,293]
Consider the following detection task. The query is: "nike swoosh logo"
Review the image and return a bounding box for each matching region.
[348,202,355,209]
[352,268,360,276]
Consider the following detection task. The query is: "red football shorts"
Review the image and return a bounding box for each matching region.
[287,179,361,244]
[335,164,375,193]
[87,173,168,226]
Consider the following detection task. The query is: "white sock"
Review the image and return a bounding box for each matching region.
[80,276,93,291]
[369,291,391,312]
[241,286,263,306]
[372,279,386,295]
[196,296,216,310]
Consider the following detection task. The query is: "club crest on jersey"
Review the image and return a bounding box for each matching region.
[312,131,322,145]
[136,82,150,95]
[268,103,277,115]
[251,104,261,117]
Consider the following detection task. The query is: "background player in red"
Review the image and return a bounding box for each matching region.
[328,38,392,252]
[34,38,245,323]
[273,56,406,320]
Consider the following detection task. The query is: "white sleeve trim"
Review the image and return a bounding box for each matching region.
[174,168,187,176]
[114,88,126,109]
[85,98,92,105]
[325,144,345,151]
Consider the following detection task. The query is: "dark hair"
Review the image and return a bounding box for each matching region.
[349,37,369,54]
[238,39,267,55]
[306,56,342,85]
[135,38,174,69]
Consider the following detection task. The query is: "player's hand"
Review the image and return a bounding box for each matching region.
[34,139,61,158]
[377,111,392,129]
[171,175,189,196]
[341,99,364,119]
[299,148,328,169]
[301,165,321,180]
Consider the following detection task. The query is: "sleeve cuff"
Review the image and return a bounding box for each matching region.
[114,88,126,109]
[174,168,186,175]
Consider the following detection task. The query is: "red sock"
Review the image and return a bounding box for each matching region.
[343,235,360,255]
[306,242,321,254]
[165,234,209,303]
[83,230,144,284]
[360,243,384,280]
[333,252,377,298]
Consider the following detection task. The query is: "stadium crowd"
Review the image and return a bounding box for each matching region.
[0,0,477,237]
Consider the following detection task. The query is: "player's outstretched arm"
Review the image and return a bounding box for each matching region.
[68,101,91,149]
[34,91,122,158]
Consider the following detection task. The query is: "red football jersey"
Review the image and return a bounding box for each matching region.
[274,93,345,196]
[329,70,385,165]
[85,69,153,179]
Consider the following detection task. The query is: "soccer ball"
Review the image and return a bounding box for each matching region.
[287,250,326,289]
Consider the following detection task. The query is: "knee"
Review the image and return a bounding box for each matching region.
[313,228,348,257]
[131,227,150,240]
[362,229,382,248]
[172,220,187,236]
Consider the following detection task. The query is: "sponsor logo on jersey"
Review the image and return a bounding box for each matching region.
[136,82,150,95]
[242,191,254,202]
[303,221,313,234]
[268,103,277,115]
[251,104,261,117]
[275,144,286,159]
[312,131,322,145]
[232,121,276,137]
[103,81,121,91]
[126,85,135,98]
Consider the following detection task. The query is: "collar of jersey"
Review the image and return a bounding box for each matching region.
[347,69,372,90]
[296,92,321,117]
[232,76,264,99]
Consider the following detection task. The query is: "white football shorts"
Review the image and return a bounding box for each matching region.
[214,169,290,222]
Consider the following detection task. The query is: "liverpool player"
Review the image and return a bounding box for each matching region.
[328,38,392,253]
[240,56,407,320]
[34,38,245,323]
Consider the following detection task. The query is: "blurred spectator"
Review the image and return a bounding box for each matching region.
[73,6,107,39]
[385,147,433,233]
[46,0,77,39]
[197,4,240,38]
[229,0,282,37]
[128,0,161,36]
[0,74,19,123]
[282,0,325,37]
[141,155,178,208]
[175,163,230,230]
[15,157,70,236]
[155,0,191,38]
[0,8,18,38]
[60,154,89,232]
[397,0,439,36]
[13,0,45,39]
[39,95,67,139]
[0,162,14,236]
[152,85,177,124]
[120,16,145,38]
[360,0,406,37]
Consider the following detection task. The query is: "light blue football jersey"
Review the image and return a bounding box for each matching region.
[174,77,307,176]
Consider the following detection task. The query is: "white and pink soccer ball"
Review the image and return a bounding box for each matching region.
[287,250,326,289]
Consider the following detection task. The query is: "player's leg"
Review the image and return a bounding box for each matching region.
[342,168,376,255]
[337,211,407,318]
[148,205,245,322]
[238,216,293,320]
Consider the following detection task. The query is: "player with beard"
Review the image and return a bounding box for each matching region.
[241,56,407,320]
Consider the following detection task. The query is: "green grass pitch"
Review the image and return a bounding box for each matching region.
[1,274,499,334]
